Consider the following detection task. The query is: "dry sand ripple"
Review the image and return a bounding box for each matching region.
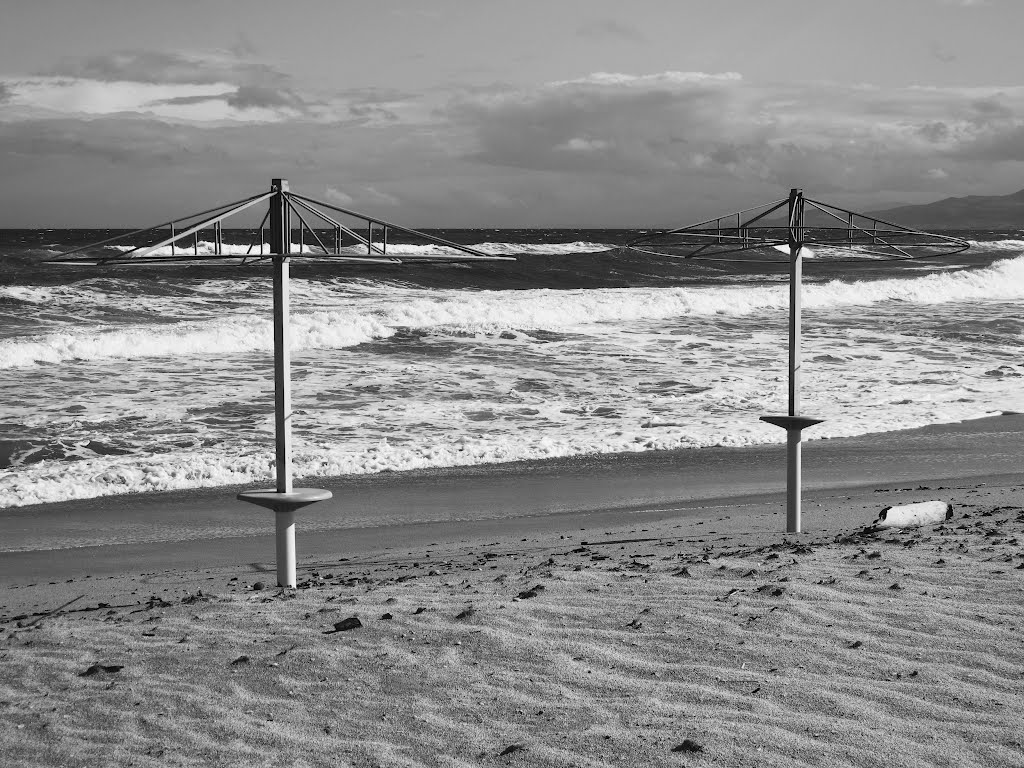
[1,491,1023,766]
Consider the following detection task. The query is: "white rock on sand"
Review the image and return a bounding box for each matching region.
[872,500,953,529]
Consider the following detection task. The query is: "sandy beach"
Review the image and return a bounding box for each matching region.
[1,417,1023,766]
[6,2,1024,764]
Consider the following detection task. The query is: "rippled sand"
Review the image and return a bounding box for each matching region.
[1,479,1022,766]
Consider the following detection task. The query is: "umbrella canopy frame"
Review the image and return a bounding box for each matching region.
[49,178,515,587]
[627,192,970,263]
[627,189,971,534]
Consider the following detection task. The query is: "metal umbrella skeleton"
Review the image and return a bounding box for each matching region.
[50,179,514,587]
[628,188,970,534]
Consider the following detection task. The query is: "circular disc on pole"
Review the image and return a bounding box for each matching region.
[237,488,333,512]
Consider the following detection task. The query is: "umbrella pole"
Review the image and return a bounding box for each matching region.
[759,189,822,533]
[273,180,295,586]
[273,253,295,585]
[238,178,331,588]
[272,192,292,497]
[787,228,803,534]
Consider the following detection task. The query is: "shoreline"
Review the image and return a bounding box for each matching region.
[1,413,1021,584]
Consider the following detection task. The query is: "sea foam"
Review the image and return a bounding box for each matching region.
[2,256,1023,369]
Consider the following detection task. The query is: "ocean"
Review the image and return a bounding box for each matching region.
[1,228,1022,510]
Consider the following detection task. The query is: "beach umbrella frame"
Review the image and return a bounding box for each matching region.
[627,189,971,534]
[49,178,514,587]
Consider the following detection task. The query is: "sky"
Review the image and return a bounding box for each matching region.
[1,0,1022,227]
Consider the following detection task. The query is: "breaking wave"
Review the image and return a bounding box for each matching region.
[2,256,1023,369]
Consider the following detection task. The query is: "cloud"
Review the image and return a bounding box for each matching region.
[953,124,1024,162]
[549,71,743,88]
[0,108,467,226]
[927,40,957,64]
[6,52,429,126]
[555,137,611,152]
[917,121,950,142]
[326,187,354,206]
[226,84,307,111]
[0,117,228,165]
[447,71,1024,198]
[150,93,232,107]
[361,187,400,206]
[3,77,304,123]
[144,85,311,115]
[5,56,331,124]
[344,92,403,124]
[45,49,289,88]
[576,19,646,43]
[970,95,1014,121]
[4,54,1024,226]
[325,185,400,208]
[9,77,229,115]
[15,49,318,121]
[450,72,752,174]
[229,31,260,60]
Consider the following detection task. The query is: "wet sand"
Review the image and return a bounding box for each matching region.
[1,414,1022,583]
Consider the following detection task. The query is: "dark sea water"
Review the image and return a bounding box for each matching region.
[1,228,1022,513]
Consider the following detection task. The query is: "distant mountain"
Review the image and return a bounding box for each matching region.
[866,188,1024,230]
